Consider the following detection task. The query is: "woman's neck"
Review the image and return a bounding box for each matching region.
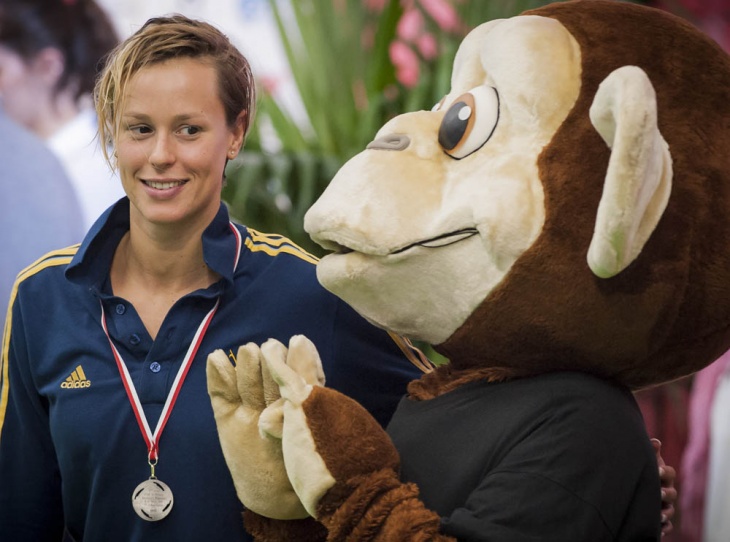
[113,224,219,291]
[109,224,221,339]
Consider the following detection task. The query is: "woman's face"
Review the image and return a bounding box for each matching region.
[0,45,49,130]
[116,56,244,231]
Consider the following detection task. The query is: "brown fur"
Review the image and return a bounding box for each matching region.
[294,388,448,541]
[407,364,520,400]
[304,387,400,480]
[318,470,447,541]
[439,0,730,390]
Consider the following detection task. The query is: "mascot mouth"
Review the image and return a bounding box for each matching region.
[390,228,479,254]
[320,228,479,256]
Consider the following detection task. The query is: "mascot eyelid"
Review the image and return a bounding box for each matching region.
[438,86,500,160]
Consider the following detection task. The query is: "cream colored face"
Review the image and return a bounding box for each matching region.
[304,15,582,344]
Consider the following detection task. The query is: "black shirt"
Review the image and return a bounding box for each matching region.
[388,371,661,541]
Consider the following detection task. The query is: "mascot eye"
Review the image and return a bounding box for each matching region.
[438,86,499,160]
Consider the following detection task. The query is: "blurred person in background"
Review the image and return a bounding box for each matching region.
[0,0,125,230]
[0,107,83,312]
[635,377,692,540]
[680,350,730,542]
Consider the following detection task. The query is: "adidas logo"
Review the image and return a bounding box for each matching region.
[61,365,91,389]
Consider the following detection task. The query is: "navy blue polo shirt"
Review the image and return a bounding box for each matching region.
[0,198,422,541]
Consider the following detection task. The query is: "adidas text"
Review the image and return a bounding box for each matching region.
[61,365,91,388]
[61,380,91,389]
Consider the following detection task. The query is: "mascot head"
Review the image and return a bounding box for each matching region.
[304,0,730,389]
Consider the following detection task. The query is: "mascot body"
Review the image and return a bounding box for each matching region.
[207,1,730,540]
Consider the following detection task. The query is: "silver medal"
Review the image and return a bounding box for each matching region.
[132,478,174,521]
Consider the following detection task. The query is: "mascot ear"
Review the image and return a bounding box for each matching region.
[587,66,673,278]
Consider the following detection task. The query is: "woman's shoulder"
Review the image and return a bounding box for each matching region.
[240,226,319,266]
[230,225,337,305]
[15,246,80,283]
[9,245,82,308]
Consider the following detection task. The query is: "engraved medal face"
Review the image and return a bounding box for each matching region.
[132,479,174,521]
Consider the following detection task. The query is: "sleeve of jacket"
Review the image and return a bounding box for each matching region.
[0,295,65,541]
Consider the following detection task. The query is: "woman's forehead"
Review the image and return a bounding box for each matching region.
[121,58,222,116]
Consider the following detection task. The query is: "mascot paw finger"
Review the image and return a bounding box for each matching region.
[262,339,402,521]
[206,344,308,520]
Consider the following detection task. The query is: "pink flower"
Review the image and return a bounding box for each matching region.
[363,0,389,12]
[397,7,424,42]
[390,40,420,88]
[351,79,369,111]
[419,0,462,32]
[259,75,282,96]
[416,32,438,59]
[362,23,376,50]
[383,84,400,101]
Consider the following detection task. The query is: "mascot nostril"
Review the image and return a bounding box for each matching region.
[213,1,730,540]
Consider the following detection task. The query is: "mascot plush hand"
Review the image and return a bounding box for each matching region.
[207,341,317,520]
[208,0,730,540]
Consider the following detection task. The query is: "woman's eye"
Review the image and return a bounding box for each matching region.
[437,86,500,160]
[128,125,152,137]
[180,125,201,136]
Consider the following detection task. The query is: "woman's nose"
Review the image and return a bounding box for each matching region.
[149,135,175,168]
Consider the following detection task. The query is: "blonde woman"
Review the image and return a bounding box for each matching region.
[0,15,423,541]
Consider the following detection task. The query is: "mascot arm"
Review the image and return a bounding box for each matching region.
[261,335,455,541]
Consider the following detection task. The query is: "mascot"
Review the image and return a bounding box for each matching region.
[207,0,730,539]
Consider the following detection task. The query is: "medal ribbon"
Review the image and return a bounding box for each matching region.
[101,222,241,462]
[101,300,217,461]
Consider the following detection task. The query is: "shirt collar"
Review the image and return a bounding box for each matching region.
[66,198,239,292]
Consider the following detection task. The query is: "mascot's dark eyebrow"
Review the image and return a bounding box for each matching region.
[391,228,479,254]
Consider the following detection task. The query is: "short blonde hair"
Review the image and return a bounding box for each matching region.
[94,14,255,167]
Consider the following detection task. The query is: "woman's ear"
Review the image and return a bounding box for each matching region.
[31,47,66,87]
[230,110,248,153]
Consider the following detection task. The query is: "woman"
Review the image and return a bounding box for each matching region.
[0,15,425,541]
[0,0,126,229]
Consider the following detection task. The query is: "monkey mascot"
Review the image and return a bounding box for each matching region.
[207,1,730,540]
